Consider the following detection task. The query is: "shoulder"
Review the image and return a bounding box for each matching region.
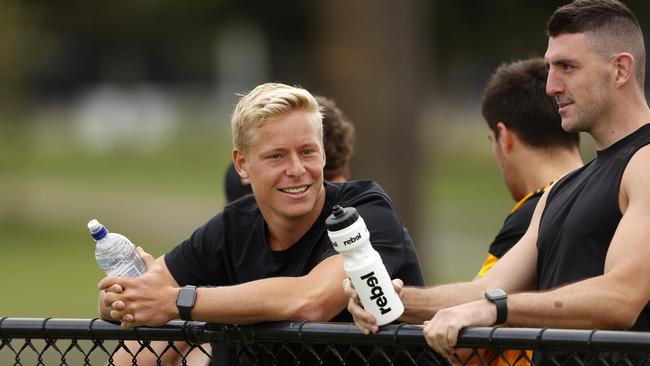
[626,142,650,167]
[489,193,542,258]
[185,195,260,242]
[331,180,393,206]
[546,162,591,201]
[223,194,259,214]
[222,195,260,221]
[621,144,650,210]
[505,195,539,230]
[329,180,404,231]
[517,191,543,215]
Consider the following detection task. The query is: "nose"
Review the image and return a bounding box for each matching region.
[546,67,564,97]
[285,152,306,177]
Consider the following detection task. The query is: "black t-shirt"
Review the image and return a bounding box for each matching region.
[165,180,425,323]
[537,123,650,331]
[166,181,431,365]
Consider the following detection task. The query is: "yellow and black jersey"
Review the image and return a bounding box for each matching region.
[477,183,554,277]
[473,183,555,366]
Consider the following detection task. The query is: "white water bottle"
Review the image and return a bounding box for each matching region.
[326,205,404,326]
[88,219,146,277]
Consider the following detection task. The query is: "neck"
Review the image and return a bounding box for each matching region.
[514,147,583,199]
[591,91,650,150]
[263,187,326,251]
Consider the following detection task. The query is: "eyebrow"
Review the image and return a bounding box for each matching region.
[258,142,320,155]
[257,146,285,156]
[547,57,579,66]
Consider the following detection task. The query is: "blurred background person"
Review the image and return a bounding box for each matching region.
[461,57,583,366]
[224,162,253,203]
[476,58,583,279]
[317,95,355,183]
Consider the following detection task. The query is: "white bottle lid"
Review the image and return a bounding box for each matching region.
[87,219,108,240]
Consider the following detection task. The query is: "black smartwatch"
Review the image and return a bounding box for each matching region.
[484,288,508,325]
[176,285,197,321]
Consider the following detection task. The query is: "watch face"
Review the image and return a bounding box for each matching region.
[177,287,197,307]
[485,288,507,300]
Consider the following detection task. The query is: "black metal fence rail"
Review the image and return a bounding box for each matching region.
[2,317,650,365]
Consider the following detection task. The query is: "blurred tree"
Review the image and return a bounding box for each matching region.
[0,1,41,114]
[312,0,433,247]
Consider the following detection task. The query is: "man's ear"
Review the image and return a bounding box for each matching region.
[232,149,249,180]
[495,122,514,153]
[613,52,634,87]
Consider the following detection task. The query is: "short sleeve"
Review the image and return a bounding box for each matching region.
[164,214,226,286]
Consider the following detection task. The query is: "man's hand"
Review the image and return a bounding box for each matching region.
[422,299,497,357]
[343,277,404,334]
[98,247,178,329]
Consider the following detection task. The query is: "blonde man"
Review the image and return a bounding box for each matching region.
[98,83,425,365]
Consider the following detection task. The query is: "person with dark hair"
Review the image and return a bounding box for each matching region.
[317,95,355,183]
[346,0,650,360]
[476,58,583,278]
[472,58,584,366]
[224,162,253,203]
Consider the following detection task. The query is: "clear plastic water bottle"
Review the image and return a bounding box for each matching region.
[88,219,146,277]
[326,205,404,326]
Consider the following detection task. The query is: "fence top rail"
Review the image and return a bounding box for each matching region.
[2,317,650,352]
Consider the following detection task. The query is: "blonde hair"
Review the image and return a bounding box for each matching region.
[231,83,323,152]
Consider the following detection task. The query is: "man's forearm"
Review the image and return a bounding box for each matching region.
[400,281,485,323]
[187,255,347,324]
[191,274,347,324]
[507,274,642,329]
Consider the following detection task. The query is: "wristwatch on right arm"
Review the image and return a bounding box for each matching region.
[484,288,508,325]
[176,285,197,321]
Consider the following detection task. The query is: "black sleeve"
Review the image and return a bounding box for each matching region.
[164,214,227,286]
[318,241,339,262]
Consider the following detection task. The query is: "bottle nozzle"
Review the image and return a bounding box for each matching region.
[88,219,108,240]
[326,205,360,231]
[331,205,345,218]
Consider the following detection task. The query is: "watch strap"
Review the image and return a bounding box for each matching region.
[485,289,508,325]
[493,297,507,325]
[177,285,197,321]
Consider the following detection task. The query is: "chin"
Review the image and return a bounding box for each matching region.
[561,119,578,133]
[281,207,313,219]
[279,199,316,217]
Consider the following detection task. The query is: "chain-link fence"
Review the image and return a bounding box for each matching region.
[2,317,650,365]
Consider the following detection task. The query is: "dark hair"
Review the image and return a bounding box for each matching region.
[547,0,639,37]
[316,96,355,181]
[224,163,252,203]
[481,58,579,149]
[547,0,645,87]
